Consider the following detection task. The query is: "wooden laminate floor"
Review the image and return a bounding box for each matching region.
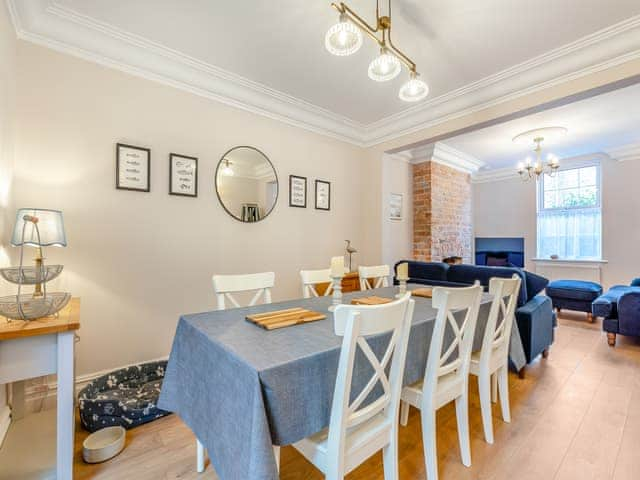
[74,314,640,480]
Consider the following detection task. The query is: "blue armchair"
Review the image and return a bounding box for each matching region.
[592,278,640,346]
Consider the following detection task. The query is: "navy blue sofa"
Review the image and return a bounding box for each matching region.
[394,261,555,369]
[592,278,640,346]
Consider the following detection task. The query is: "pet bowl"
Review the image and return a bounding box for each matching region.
[82,426,126,464]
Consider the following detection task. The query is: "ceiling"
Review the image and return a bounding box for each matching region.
[443,82,640,171]
[8,1,640,145]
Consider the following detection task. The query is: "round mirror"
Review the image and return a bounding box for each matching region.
[215,146,278,223]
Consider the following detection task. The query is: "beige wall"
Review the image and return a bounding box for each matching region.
[381,155,412,267]
[473,156,640,289]
[13,42,368,376]
[0,1,17,433]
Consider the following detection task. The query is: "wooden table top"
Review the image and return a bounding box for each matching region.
[0,297,80,341]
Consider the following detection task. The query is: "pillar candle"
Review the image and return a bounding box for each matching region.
[330,256,344,278]
[397,262,409,281]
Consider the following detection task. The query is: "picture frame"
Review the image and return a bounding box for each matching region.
[169,153,198,197]
[116,143,150,192]
[389,193,403,220]
[289,175,307,208]
[315,179,331,211]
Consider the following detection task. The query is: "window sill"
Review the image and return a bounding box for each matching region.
[531,258,608,265]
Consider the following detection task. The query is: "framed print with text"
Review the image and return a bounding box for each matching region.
[289,175,307,208]
[315,179,331,211]
[116,143,150,192]
[169,153,198,197]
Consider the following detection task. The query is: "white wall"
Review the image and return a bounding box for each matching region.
[0,0,17,440]
[13,42,368,377]
[381,155,413,267]
[473,156,640,288]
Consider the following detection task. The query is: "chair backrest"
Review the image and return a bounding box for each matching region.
[328,293,415,454]
[358,264,390,290]
[300,268,333,298]
[480,275,521,362]
[211,272,275,310]
[423,283,483,400]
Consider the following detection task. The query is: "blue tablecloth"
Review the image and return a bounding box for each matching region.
[158,286,526,479]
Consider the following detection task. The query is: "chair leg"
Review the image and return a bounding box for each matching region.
[478,374,494,444]
[491,373,498,404]
[455,392,472,466]
[273,446,280,472]
[497,365,511,423]
[607,332,616,347]
[382,432,399,480]
[400,400,410,427]
[421,409,439,480]
[196,439,205,473]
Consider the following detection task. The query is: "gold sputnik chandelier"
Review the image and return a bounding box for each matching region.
[325,0,429,102]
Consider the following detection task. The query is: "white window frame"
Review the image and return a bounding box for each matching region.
[536,159,603,260]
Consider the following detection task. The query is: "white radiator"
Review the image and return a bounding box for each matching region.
[531,259,607,284]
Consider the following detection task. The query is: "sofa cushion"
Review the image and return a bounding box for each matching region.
[546,280,602,301]
[524,271,549,302]
[631,278,640,287]
[447,264,528,306]
[402,261,449,282]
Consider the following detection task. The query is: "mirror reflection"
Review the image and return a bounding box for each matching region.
[215,146,278,222]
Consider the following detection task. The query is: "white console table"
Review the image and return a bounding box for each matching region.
[0,298,80,480]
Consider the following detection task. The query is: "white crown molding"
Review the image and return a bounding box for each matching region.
[401,142,484,174]
[7,1,640,148]
[604,142,640,161]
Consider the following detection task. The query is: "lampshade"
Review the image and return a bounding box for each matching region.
[399,72,429,102]
[325,14,363,56]
[11,208,67,247]
[368,49,401,82]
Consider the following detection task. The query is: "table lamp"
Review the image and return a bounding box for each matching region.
[11,208,67,297]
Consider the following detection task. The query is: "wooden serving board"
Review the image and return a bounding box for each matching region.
[351,296,393,305]
[412,288,433,298]
[246,307,326,330]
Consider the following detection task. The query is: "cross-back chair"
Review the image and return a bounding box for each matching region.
[196,271,276,473]
[292,293,415,479]
[300,268,333,298]
[358,264,390,290]
[469,275,520,444]
[400,283,483,480]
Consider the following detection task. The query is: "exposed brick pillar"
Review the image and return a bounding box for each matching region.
[413,161,472,263]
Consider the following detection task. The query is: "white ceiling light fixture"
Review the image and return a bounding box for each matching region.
[325,13,363,56]
[399,71,429,102]
[368,47,401,82]
[513,127,567,181]
[221,159,234,176]
[326,0,429,102]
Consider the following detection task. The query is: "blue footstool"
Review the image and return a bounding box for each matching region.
[546,280,603,322]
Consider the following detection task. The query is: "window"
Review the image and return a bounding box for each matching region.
[537,163,601,260]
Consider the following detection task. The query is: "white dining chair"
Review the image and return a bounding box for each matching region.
[300,268,333,298]
[211,271,275,310]
[196,271,276,473]
[358,264,390,290]
[469,275,520,444]
[291,293,415,480]
[399,283,483,480]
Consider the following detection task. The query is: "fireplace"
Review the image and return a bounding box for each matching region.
[475,237,524,268]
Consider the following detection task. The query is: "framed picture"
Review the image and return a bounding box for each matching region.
[169,153,198,197]
[116,143,150,192]
[389,193,403,220]
[289,175,307,208]
[315,180,331,211]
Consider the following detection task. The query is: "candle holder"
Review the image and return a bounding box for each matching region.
[396,279,407,298]
[328,275,343,312]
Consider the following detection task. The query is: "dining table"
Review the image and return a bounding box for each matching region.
[158,285,526,480]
